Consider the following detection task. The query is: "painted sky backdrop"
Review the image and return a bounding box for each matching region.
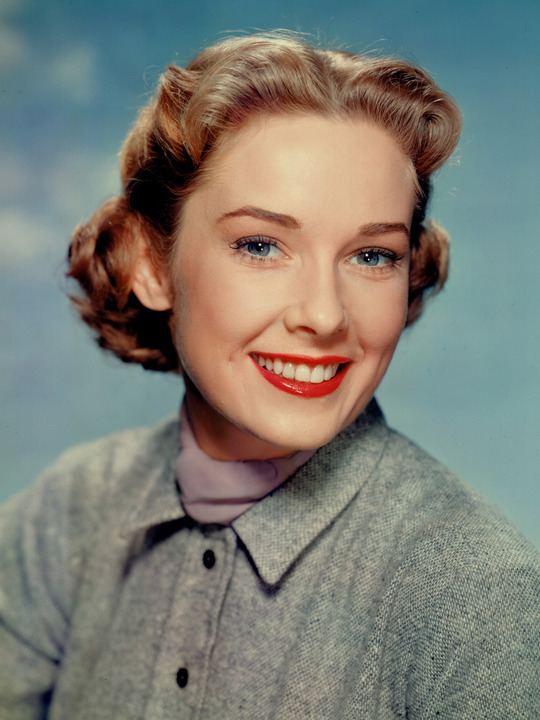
[1,0,539,547]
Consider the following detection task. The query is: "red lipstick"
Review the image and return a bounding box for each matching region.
[250,353,352,398]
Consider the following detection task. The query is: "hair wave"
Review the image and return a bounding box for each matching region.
[67,32,461,371]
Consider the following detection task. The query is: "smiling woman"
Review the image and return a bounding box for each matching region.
[1,31,539,720]
[133,114,416,459]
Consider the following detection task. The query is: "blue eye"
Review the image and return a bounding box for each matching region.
[231,236,282,261]
[245,240,274,257]
[352,249,396,267]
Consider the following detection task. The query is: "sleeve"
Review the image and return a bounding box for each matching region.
[0,466,77,720]
[403,519,540,719]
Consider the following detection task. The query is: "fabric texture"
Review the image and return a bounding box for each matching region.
[176,400,316,524]
[0,399,539,719]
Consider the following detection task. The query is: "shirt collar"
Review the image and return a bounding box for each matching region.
[232,399,388,585]
[120,399,388,586]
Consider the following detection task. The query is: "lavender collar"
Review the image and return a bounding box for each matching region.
[175,401,317,525]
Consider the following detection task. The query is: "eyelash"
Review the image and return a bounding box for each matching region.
[230,235,282,264]
[230,236,402,270]
[350,247,400,269]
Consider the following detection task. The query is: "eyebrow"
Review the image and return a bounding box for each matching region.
[359,222,410,240]
[218,206,301,229]
[218,206,410,239]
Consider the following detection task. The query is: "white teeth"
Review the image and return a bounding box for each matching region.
[294,364,311,382]
[283,362,295,379]
[254,355,342,384]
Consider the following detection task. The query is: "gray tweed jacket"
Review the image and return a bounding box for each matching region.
[1,399,539,719]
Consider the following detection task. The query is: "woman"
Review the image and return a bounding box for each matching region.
[1,33,539,719]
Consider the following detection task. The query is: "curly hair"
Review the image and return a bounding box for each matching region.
[67,32,461,372]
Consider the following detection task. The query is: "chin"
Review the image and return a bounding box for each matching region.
[249,413,349,453]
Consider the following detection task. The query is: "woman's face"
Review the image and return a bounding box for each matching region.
[168,113,416,459]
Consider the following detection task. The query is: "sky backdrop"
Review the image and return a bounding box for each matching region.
[1,0,539,547]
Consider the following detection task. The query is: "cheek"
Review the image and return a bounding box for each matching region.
[349,279,409,351]
[171,260,278,359]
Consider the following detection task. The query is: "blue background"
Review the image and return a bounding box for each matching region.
[1,0,538,547]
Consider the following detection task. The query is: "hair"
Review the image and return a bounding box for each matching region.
[67,32,461,372]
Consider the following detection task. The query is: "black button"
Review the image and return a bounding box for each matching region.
[203,549,216,569]
[176,667,189,688]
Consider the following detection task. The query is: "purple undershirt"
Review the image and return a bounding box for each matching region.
[175,401,317,525]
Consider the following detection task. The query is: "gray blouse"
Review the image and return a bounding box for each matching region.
[1,400,539,719]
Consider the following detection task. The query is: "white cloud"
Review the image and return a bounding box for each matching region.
[0,0,28,69]
[0,0,28,15]
[0,19,26,69]
[0,25,99,104]
[0,146,28,197]
[0,209,57,266]
[48,151,119,220]
[47,44,98,104]
[0,147,119,268]
[0,0,99,101]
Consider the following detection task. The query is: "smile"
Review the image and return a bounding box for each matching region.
[250,352,352,398]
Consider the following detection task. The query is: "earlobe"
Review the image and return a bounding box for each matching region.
[131,247,172,311]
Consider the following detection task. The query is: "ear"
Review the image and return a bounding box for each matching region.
[131,244,172,311]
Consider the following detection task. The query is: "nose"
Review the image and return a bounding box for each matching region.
[283,263,348,338]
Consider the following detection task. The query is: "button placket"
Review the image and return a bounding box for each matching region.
[145,528,236,716]
[194,531,237,717]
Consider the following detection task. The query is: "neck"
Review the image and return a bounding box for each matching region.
[184,386,298,461]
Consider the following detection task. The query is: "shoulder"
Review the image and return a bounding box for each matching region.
[344,411,540,634]
[41,415,178,496]
[0,417,180,627]
[344,417,540,712]
[371,428,540,713]
[1,416,180,555]
[375,423,534,554]
[43,415,179,483]
[332,402,539,574]
[0,419,178,694]
[371,423,540,652]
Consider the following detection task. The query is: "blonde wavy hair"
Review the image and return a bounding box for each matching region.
[67,32,461,372]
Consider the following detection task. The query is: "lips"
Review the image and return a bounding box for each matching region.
[250,352,352,398]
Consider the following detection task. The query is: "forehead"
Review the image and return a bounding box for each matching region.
[187,113,417,226]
